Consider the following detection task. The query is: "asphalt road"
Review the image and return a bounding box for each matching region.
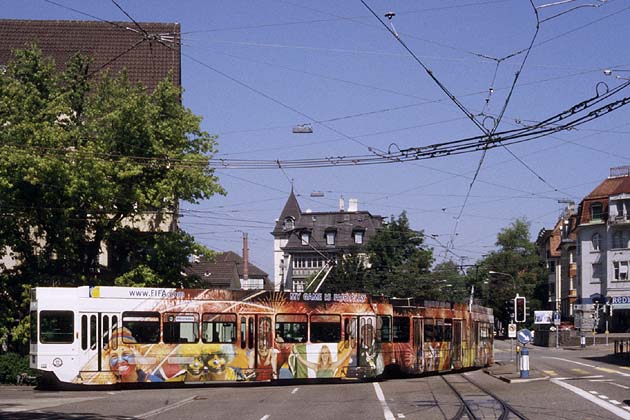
[2,339,629,420]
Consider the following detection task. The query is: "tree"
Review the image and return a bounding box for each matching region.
[365,212,433,297]
[475,218,547,327]
[0,47,224,350]
[429,260,469,303]
[321,248,369,293]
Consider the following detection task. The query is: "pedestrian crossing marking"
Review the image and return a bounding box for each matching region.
[571,368,590,375]
[543,370,557,376]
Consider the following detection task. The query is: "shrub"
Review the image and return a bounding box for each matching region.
[0,352,31,384]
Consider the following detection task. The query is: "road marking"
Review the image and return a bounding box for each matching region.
[543,370,557,376]
[291,388,299,394]
[0,397,103,413]
[611,383,630,390]
[373,382,396,420]
[611,400,622,405]
[551,379,630,420]
[542,356,630,377]
[600,395,610,400]
[589,379,613,382]
[590,390,599,394]
[571,368,591,375]
[597,367,630,377]
[397,414,406,418]
[135,395,198,419]
[260,416,270,420]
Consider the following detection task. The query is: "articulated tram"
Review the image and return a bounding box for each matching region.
[30,286,493,387]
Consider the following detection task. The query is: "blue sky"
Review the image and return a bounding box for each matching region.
[5,0,630,277]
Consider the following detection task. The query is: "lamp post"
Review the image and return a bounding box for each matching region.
[603,68,630,81]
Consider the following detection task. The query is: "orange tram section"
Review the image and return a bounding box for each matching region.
[30,286,494,387]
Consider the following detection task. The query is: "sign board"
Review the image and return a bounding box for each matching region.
[534,310,553,324]
[508,323,517,338]
[553,311,561,326]
[517,328,532,345]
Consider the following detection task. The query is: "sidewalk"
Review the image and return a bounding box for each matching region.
[484,360,550,384]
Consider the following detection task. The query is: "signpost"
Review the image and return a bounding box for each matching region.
[517,329,532,378]
[508,323,517,362]
[553,311,561,349]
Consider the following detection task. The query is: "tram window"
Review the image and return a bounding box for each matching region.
[377,316,391,343]
[393,317,410,342]
[436,320,444,342]
[90,315,97,350]
[248,317,255,350]
[202,313,236,344]
[103,316,110,349]
[310,314,341,343]
[40,310,74,344]
[240,317,246,349]
[81,315,88,350]
[164,313,199,344]
[30,311,37,344]
[444,320,452,341]
[276,314,307,343]
[424,319,435,342]
[122,312,160,343]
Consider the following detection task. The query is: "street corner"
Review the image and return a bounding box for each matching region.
[484,362,550,384]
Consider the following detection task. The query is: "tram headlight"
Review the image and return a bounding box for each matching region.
[53,358,63,367]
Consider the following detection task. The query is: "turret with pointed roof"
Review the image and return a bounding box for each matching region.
[272,187,302,236]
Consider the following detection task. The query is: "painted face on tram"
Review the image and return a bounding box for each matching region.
[187,356,205,377]
[109,345,138,378]
[206,352,228,375]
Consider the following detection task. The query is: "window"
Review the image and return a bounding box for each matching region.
[354,231,364,244]
[326,231,336,246]
[393,317,410,342]
[122,312,160,343]
[377,316,391,343]
[275,314,307,343]
[614,261,630,281]
[613,231,624,249]
[40,311,74,344]
[424,319,435,342]
[591,202,604,221]
[591,233,600,251]
[283,217,294,231]
[202,313,236,343]
[301,232,310,245]
[592,263,602,279]
[164,313,199,343]
[292,280,305,292]
[310,314,341,343]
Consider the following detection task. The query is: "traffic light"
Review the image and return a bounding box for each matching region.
[514,296,526,323]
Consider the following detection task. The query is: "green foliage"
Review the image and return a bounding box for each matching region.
[429,260,469,302]
[0,47,224,353]
[365,212,433,297]
[321,248,369,293]
[475,218,547,325]
[0,353,31,384]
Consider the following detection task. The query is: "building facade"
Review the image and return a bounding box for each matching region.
[271,191,383,292]
[574,167,630,332]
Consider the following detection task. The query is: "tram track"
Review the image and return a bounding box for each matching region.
[442,373,528,420]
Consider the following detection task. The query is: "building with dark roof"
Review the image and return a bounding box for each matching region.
[186,251,270,290]
[573,166,630,332]
[272,190,384,291]
[0,19,181,92]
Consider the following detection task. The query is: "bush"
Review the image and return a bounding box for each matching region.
[0,352,31,384]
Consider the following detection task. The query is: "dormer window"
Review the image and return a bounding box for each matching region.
[590,202,603,221]
[301,232,310,245]
[354,230,364,244]
[326,231,336,246]
[283,217,295,231]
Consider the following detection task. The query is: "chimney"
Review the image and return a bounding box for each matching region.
[242,232,249,281]
[348,198,358,212]
[339,195,345,212]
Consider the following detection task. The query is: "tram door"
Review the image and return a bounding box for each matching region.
[452,320,462,369]
[241,315,273,379]
[79,312,119,373]
[412,318,423,373]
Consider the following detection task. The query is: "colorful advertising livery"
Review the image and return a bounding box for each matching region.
[30,287,493,387]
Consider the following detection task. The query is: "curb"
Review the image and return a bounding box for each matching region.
[484,368,550,384]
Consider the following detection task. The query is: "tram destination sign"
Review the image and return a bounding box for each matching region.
[289,292,368,304]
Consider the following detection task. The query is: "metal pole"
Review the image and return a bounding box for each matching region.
[556,327,559,349]
[606,320,609,346]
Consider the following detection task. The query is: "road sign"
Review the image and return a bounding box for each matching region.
[508,323,517,338]
[517,328,532,345]
[553,311,561,326]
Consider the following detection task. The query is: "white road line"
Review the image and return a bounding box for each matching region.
[135,395,198,419]
[600,395,610,400]
[589,379,613,382]
[373,382,396,420]
[550,379,630,420]
[611,401,622,405]
[260,416,270,420]
[291,388,299,394]
[590,391,599,394]
[542,357,630,377]
[611,383,630,390]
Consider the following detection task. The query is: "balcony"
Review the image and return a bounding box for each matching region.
[608,214,630,226]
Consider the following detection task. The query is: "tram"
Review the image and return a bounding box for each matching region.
[29,286,493,387]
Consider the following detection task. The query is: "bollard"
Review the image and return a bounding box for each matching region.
[580,333,586,349]
[519,347,530,378]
